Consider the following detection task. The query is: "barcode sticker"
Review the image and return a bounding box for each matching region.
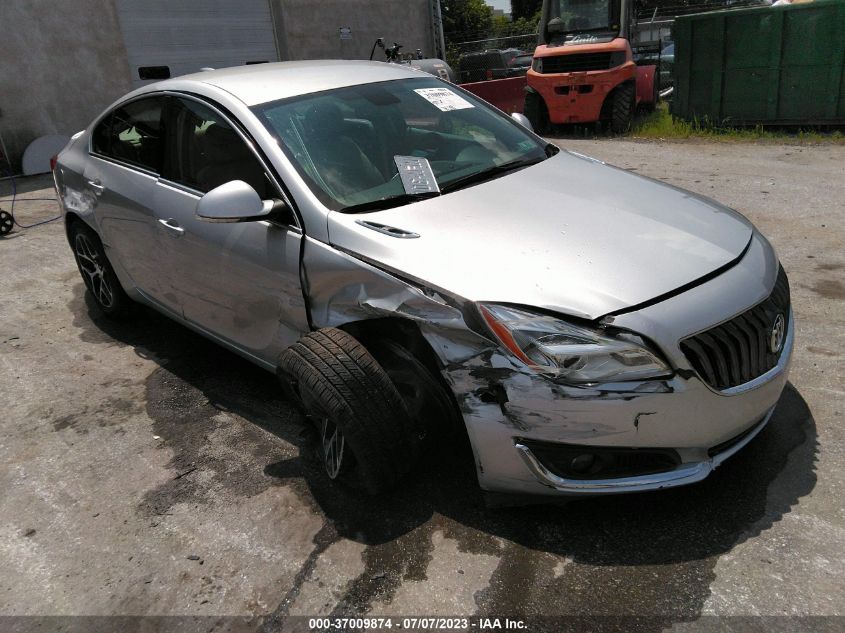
[414,88,475,112]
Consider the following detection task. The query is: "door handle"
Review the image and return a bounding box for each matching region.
[87,179,105,195]
[158,218,185,236]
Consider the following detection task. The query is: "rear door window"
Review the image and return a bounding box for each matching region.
[92,97,165,173]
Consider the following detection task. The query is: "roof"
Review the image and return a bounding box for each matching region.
[164,60,424,106]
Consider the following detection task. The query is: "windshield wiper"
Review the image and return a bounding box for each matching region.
[340,191,440,214]
[439,155,548,194]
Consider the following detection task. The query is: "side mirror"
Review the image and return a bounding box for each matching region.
[196,180,285,223]
[511,112,534,132]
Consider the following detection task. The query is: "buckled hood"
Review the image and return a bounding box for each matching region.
[327,151,753,320]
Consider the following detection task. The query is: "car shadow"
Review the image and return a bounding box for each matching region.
[70,289,819,627]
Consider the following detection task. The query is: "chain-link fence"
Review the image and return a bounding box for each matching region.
[446,33,537,84]
[636,0,769,21]
[444,0,771,89]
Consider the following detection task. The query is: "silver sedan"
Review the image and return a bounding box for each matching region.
[53,60,792,500]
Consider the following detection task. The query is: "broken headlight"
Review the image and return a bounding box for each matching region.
[478,303,672,384]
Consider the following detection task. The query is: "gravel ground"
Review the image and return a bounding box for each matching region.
[0,139,843,632]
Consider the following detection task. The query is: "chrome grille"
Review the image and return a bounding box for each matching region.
[680,267,790,390]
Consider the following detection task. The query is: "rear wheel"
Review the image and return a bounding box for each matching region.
[69,222,133,318]
[610,81,635,133]
[523,90,550,135]
[279,328,419,494]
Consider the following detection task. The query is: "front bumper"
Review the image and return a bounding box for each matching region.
[457,312,791,497]
[516,400,775,495]
[447,234,793,497]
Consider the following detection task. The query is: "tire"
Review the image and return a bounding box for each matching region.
[369,339,461,445]
[610,82,635,134]
[69,221,133,319]
[278,328,418,494]
[523,90,550,135]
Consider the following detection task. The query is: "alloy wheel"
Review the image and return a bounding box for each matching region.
[74,233,114,308]
[320,416,346,479]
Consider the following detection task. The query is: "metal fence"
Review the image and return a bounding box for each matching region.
[447,33,537,84]
[636,0,769,20]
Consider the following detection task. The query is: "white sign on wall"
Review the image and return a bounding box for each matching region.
[339,27,352,40]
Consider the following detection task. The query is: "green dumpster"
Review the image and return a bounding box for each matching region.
[672,0,845,125]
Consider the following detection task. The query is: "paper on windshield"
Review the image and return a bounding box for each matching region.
[414,88,474,112]
[394,156,440,195]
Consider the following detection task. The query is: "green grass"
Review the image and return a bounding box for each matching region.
[629,103,845,143]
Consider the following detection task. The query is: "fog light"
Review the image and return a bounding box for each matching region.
[570,453,595,473]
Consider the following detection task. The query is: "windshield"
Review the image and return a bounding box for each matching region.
[252,77,548,212]
[549,0,614,34]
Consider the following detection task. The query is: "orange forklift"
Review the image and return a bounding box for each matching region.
[524,0,659,133]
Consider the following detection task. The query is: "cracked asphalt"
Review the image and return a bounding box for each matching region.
[0,139,843,632]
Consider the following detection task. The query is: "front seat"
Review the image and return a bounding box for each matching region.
[301,101,384,199]
[372,105,409,177]
[196,124,268,197]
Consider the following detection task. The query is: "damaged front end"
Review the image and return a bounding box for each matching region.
[301,230,792,498]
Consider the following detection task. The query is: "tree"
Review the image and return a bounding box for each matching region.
[511,0,543,21]
[512,11,542,34]
[491,11,541,37]
[441,0,494,41]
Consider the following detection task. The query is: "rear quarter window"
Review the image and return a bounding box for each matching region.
[92,115,113,156]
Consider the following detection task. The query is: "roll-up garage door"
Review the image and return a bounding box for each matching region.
[115,0,279,88]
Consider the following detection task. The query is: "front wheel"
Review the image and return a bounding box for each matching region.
[369,339,461,444]
[610,82,636,134]
[69,222,133,318]
[279,328,419,494]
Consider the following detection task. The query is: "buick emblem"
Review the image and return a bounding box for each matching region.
[769,313,786,354]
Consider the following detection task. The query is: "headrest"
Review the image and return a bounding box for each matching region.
[302,101,345,139]
[200,124,251,164]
